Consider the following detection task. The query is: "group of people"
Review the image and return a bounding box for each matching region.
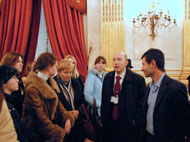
[0,48,189,142]
[101,49,190,142]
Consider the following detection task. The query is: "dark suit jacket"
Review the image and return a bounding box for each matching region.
[144,75,190,142]
[101,69,146,142]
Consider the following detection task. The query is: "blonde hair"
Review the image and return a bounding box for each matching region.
[64,55,79,78]
[57,60,73,73]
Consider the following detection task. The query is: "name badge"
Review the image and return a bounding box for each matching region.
[111,96,119,104]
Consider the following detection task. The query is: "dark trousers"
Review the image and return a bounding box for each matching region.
[145,131,155,142]
[111,119,119,142]
[103,118,119,142]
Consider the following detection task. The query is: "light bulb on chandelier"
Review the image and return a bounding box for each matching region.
[132,1,177,40]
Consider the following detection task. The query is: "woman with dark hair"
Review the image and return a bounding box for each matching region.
[0,92,17,142]
[84,56,107,117]
[0,52,24,116]
[54,60,86,142]
[84,56,107,142]
[0,65,28,142]
[0,52,23,74]
[22,52,74,142]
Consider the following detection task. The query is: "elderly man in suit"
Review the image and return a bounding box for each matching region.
[141,48,190,142]
[101,51,146,142]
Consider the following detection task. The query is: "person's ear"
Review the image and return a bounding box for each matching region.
[47,65,51,71]
[125,59,128,66]
[2,84,6,89]
[150,60,156,68]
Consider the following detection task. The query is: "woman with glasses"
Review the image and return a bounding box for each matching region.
[0,65,28,142]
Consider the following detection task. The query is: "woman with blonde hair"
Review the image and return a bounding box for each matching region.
[64,55,84,90]
[22,52,74,142]
[0,52,24,116]
[64,55,79,78]
[54,60,86,142]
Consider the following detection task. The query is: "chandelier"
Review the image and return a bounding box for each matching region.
[132,1,177,40]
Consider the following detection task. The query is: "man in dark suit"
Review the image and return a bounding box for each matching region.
[141,48,190,142]
[101,52,146,142]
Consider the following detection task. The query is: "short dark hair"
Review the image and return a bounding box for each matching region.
[94,56,106,65]
[34,52,57,71]
[0,65,18,87]
[141,48,165,72]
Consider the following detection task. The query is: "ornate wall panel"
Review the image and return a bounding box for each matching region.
[101,0,125,71]
[185,0,190,20]
[180,0,190,84]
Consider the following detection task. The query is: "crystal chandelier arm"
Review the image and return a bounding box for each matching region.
[142,20,150,28]
[132,1,177,40]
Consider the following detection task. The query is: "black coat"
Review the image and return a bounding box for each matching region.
[101,69,146,142]
[11,76,25,116]
[54,76,86,142]
[3,93,28,142]
[144,75,190,142]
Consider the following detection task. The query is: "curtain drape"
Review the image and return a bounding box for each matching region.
[0,0,41,75]
[43,0,87,79]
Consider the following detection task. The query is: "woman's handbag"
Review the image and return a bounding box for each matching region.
[81,104,96,140]
[91,99,103,128]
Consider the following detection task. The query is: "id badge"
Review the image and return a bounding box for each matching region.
[111,96,119,104]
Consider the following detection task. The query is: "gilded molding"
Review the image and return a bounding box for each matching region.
[179,20,190,84]
[185,0,190,20]
[101,0,124,71]
[179,0,190,85]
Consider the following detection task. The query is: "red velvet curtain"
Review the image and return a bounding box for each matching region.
[0,0,41,74]
[43,0,87,79]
